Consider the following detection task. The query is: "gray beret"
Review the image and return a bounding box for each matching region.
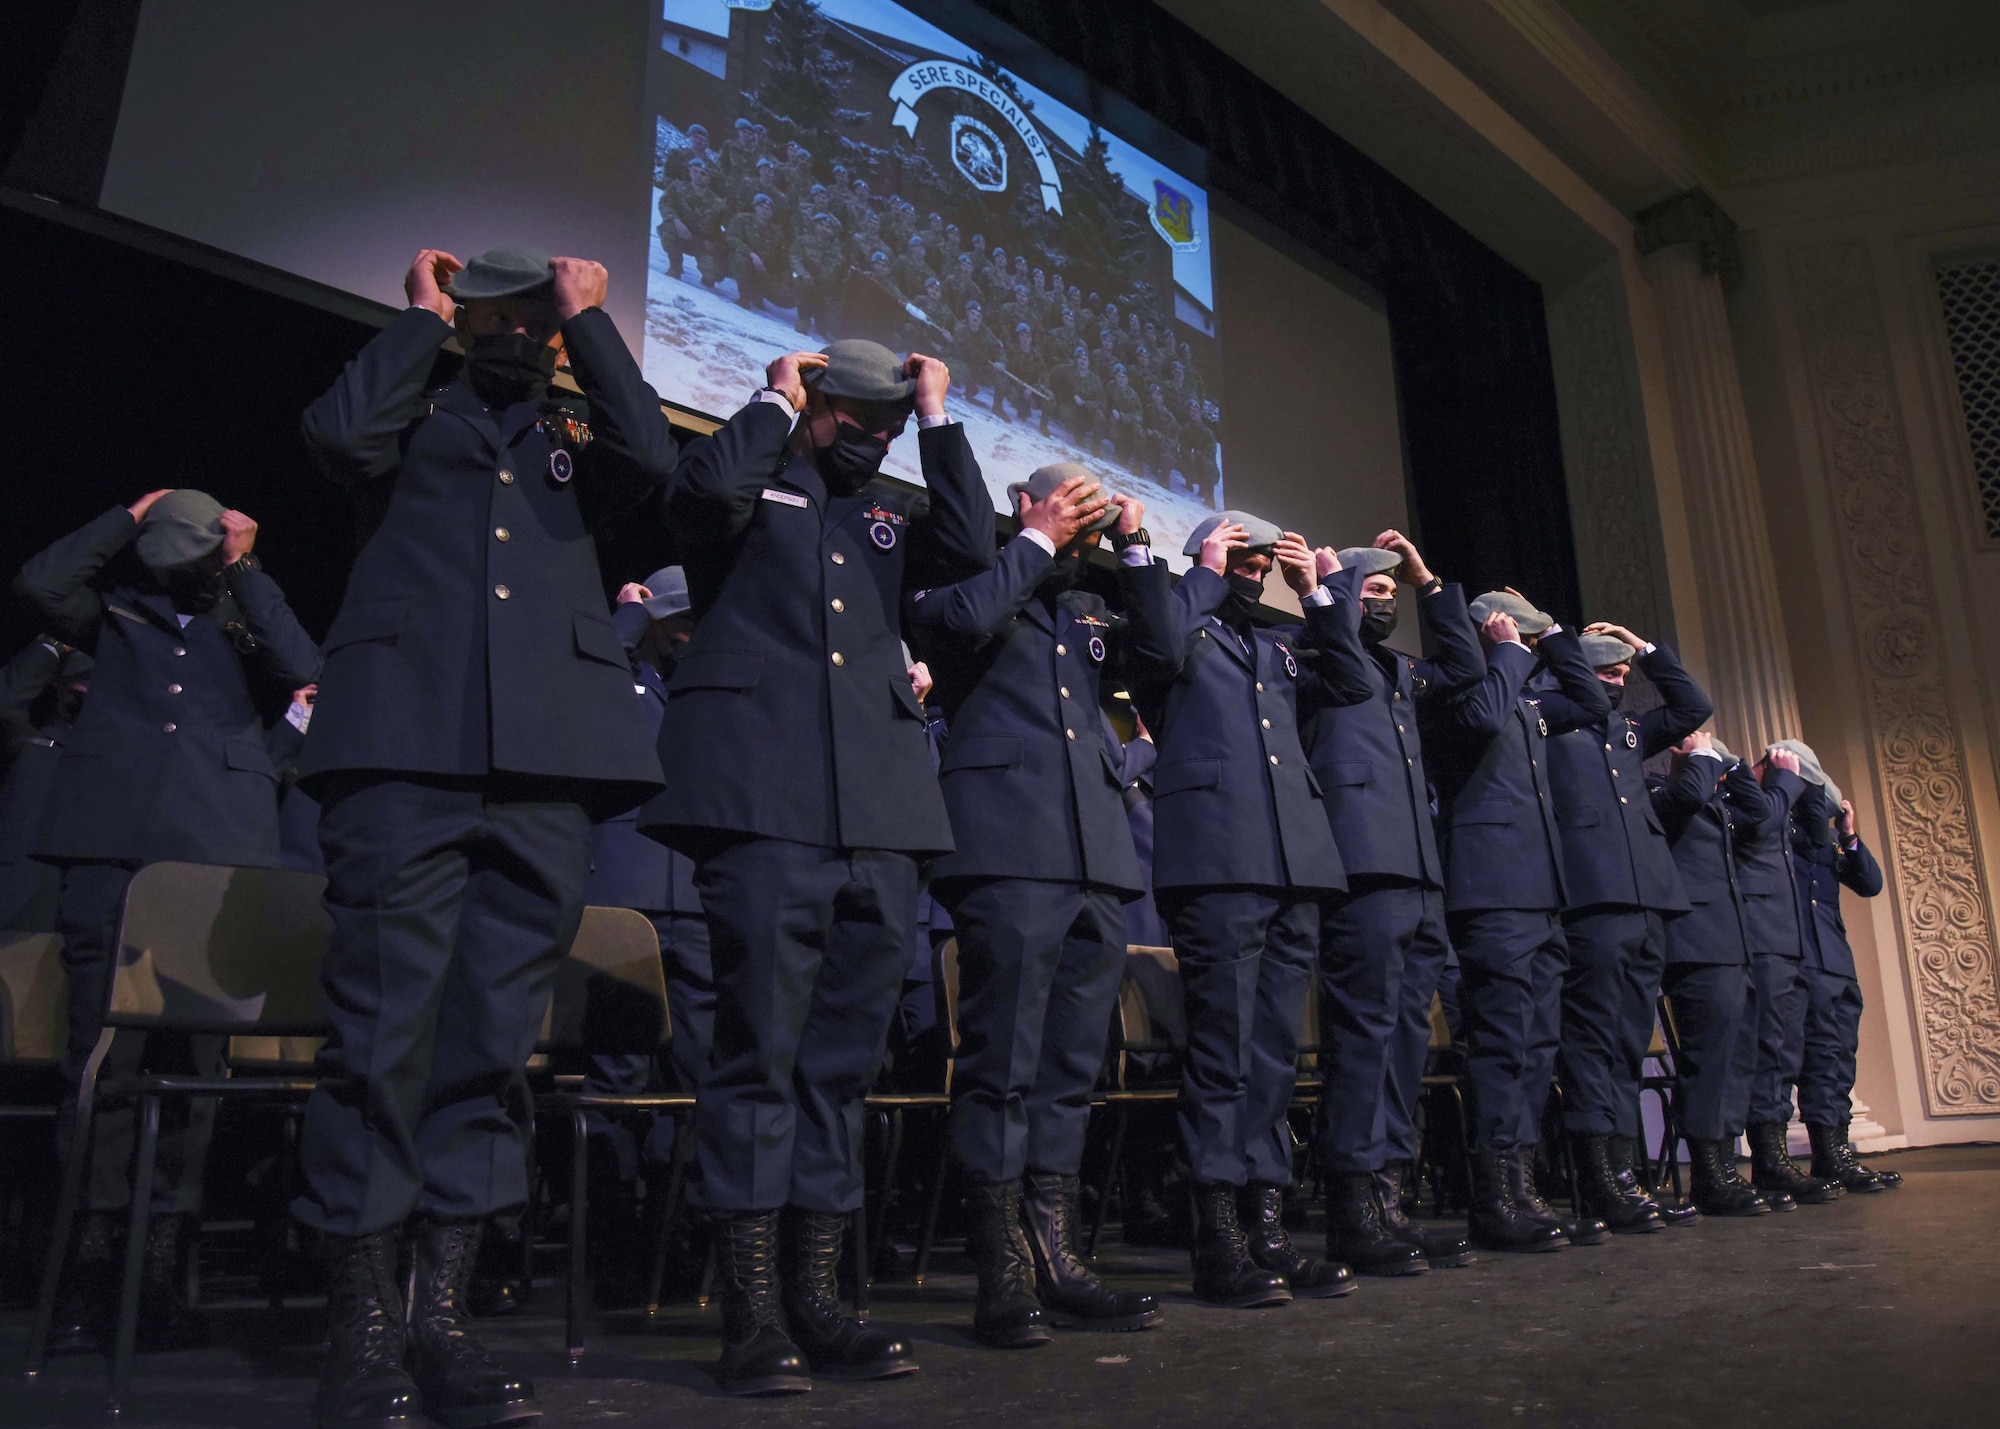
[1579,633,1639,669]
[135,489,226,572]
[1005,463,1118,535]
[1336,547,1403,580]
[1468,590,1554,636]
[640,566,691,620]
[806,339,916,405]
[445,246,553,300]
[1183,510,1284,556]
[1770,738,1843,806]
[1709,738,1736,762]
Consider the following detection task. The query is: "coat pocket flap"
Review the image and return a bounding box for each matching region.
[1559,807,1602,827]
[223,736,278,778]
[1454,801,1514,825]
[667,650,764,693]
[941,735,1023,772]
[1154,759,1221,796]
[1319,760,1373,788]
[323,598,409,651]
[572,611,629,668]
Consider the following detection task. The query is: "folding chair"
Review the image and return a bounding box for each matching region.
[1084,946,1184,1256]
[1647,997,1689,1202]
[890,935,958,1290]
[24,862,331,1411]
[1417,993,1472,1216]
[531,904,690,1361]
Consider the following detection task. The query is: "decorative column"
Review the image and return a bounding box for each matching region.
[1637,190,1801,757]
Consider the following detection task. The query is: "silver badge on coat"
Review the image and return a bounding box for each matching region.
[1088,635,1106,663]
[869,520,897,550]
[548,449,573,484]
[1625,728,1639,749]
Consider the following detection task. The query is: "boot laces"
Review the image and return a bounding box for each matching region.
[722,1216,786,1330]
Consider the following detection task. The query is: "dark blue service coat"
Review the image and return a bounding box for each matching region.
[584,649,699,914]
[1298,573,1485,886]
[639,402,994,855]
[1532,643,1712,913]
[1131,567,1373,893]
[1421,630,1612,913]
[1790,827,1883,980]
[1652,756,1778,966]
[906,533,1176,893]
[14,507,321,866]
[1734,767,1810,959]
[297,304,675,809]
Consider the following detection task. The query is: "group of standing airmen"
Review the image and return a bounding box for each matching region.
[9,248,1900,1428]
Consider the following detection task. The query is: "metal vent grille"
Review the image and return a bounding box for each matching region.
[1935,257,2000,542]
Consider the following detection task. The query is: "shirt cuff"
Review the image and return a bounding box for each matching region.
[1120,546,1153,567]
[1543,623,1563,637]
[1640,641,1657,655]
[1019,527,1056,557]
[918,413,953,429]
[751,388,798,426]
[1303,587,1333,607]
[1689,747,1726,762]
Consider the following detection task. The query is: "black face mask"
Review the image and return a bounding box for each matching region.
[1359,596,1398,645]
[464,332,558,403]
[1223,571,1265,618]
[161,566,225,616]
[1036,554,1087,598]
[1602,681,1626,710]
[812,424,892,495]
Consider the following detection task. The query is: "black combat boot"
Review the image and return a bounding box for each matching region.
[1189,1182,1292,1307]
[961,1181,1052,1348]
[1840,1118,1901,1186]
[407,1218,540,1426]
[1323,1172,1425,1276]
[48,1210,118,1354]
[1610,1135,1699,1225]
[137,1211,207,1350]
[1748,1123,1841,1205]
[1571,1134,1663,1233]
[713,1211,811,1395]
[1021,1172,1162,1331]
[1808,1121,1893,1191]
[313,1228,421,1429]
[779,1207,917,1379]
[1687,1139,1767,1217]
[1374,1163,1475,1267]
[1467,1150,1567,1253]
[1720,1137,1793,1211]
[1510,1144,1608,1245]
[1241,1183,1354,1297]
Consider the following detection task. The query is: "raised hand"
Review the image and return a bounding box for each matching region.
[127,489,174,523]
[1373,528,1432,586]
[766,350,828,411]
[405,249,463,323]
[1275,532,1318,598]
[617,583,653,606]
[1480,611,1520,647]
[1584,620,1643,649]
[549,256,609,320]
[219,510,258,565]
[1199,520,1249,576]
[1313,546,1343,579]
[1018,474,1109,548]
[1112,492,1146,535]
[909,660,934,705]
[1838,799,1857,838]
[905,352,951,418]
[1769,747,1802,776]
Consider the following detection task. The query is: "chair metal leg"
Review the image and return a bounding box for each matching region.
[696,1232,717,1311]
[850,1208,869,1321]
[644,1115,694,1316]
[27,1027,115,1377]
[1087,1103,1132,1259]
[567,1106,588,1364]
[109,1094,162,1413]
[912,1153,950,1286]
[871,1108,906,1256]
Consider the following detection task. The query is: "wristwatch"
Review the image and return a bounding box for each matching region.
[1112,527,1152,551]
[1417,576,1443,595]
[227,553,262,576]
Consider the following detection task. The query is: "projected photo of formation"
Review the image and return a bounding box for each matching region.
[644,0,1225,558]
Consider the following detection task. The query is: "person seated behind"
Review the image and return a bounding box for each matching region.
[893,235,936,303]
[658,161,728,286]
[790,209,848,337]
[726,193,791,312]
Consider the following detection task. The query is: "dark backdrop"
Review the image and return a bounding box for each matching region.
[0,0,1580,660]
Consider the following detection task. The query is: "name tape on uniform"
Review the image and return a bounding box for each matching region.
[761,487,809,508]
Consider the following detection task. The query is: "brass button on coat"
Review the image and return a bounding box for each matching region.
[494,585,511,600]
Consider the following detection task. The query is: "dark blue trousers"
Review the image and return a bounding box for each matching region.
[1448,909,1567,1150]
[939,878,1126,1182]
[585,910,715,1178]
[1748,952,1808,1126]
[1558,907,1666,1137]
[295,777,592,1236]
[1315,880,1449,1174]
[1661,960,1759,1141]
[694,838,917,1213]
[1163,888,1319,1187]
[1798,966,1863,1125]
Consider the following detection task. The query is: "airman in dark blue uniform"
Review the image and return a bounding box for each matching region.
[1532,625,1712,1233]
[0,635,88,930]
[1419,590,1611,1253]
[1733,746,1843,1206]
[293,247,676,1429]
[1777,742,1896,1192]
[1129,512,1373,1308]
[15,489,319,1345]
[1650,737,1780,1218]
[637,340,992,1394]
[1300,533,1482,1275]
[906,465,1172,1346]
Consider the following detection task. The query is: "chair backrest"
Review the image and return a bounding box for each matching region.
[540,906,669,1056]
[931,936,960,1096]
[1428,992,1453,1051]
[1116,946,1185,1054]
[109,863,332,1034]
[1297,976,1321,1071]
[0,931,65,1064]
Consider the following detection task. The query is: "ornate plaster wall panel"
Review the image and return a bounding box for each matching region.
[1789,241,2000,1116]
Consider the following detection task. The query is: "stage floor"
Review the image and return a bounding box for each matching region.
[8,1145,1998,1428]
